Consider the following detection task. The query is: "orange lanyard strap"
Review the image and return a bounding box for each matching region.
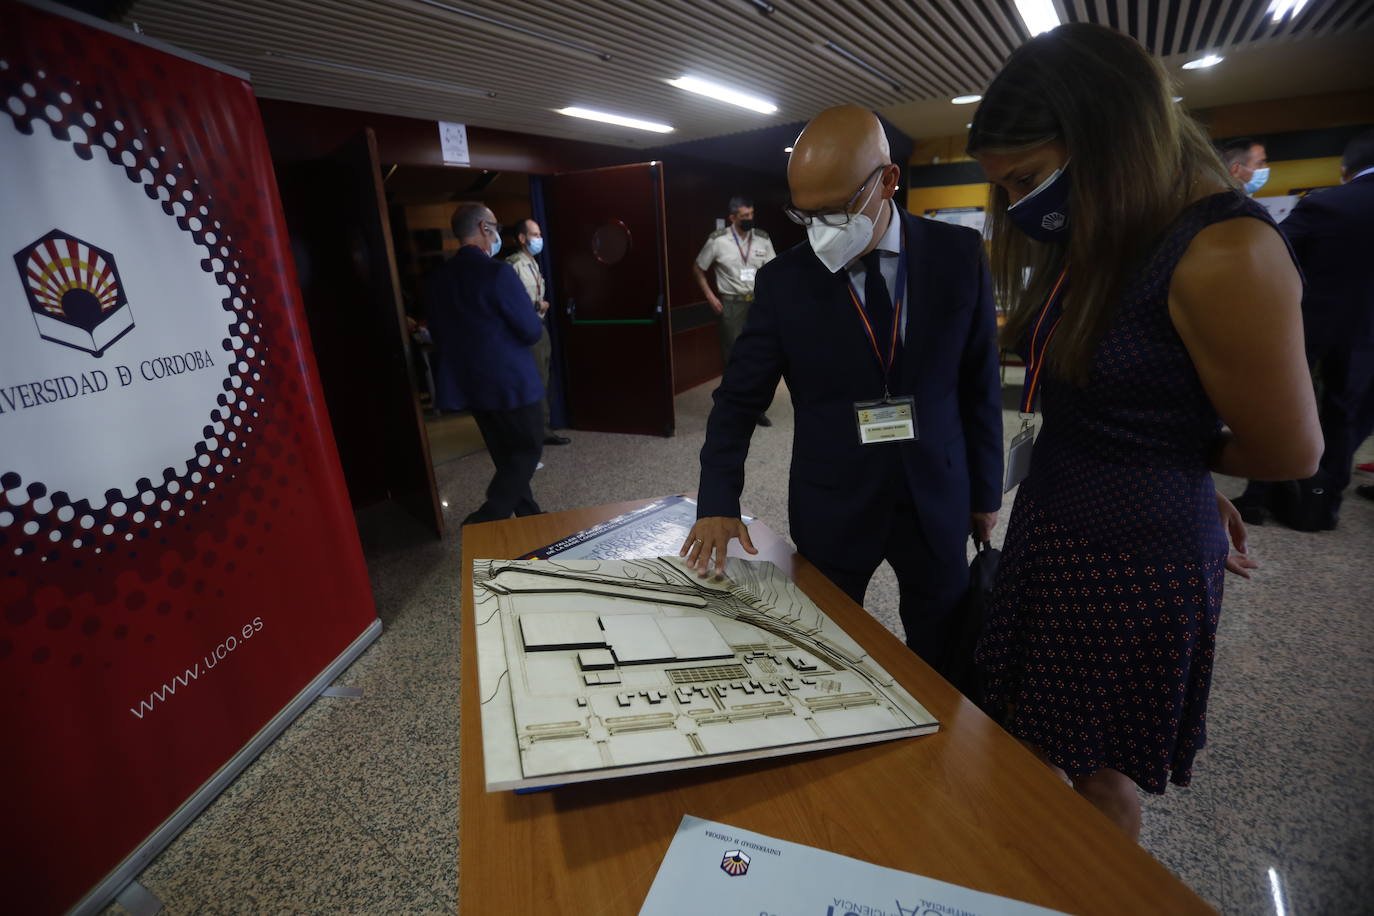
[730,228,752,264]
[844,220,908,388]
[1020,268,1068,414]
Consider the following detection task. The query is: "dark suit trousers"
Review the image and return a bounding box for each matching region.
[469,401,544,522]
[812,467,970,676]
[1316,342,1374,497]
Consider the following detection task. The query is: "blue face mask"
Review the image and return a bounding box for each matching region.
[527,237,544,256]
[1008,163,1071,243]
[484,222,501,258]
[1243,167,1270,196]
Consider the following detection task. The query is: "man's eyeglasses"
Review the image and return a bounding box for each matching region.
[784,164,888,227]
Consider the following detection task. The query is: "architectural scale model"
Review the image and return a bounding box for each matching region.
[473,556,939,791]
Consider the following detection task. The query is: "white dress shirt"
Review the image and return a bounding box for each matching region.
[845,200,909,342]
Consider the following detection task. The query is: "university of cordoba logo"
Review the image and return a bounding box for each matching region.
[1040,211,1066,232]
[720,849,751,877]
[13,229,134,357]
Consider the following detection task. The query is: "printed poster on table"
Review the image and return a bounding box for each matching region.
[639,816,1070,916]
[1,3,377,912]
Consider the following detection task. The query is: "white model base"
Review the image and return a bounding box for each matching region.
[473,556,938,792]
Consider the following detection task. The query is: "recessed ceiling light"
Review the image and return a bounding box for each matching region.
[952,94,982,104]
[965,122,973,129]
[555,107,673,133]
[1013,0,1061,35]
[1182,54,1223,70]
[784,146,794,153]
[669,76,777,114]
[1268,0,1309,22]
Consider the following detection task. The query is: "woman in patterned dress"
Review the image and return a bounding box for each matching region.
[968,24,1322,839]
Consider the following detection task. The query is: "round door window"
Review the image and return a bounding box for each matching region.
[591,219,632,265]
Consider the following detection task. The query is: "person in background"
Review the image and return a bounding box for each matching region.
[969,24,1320,840]
[1218,137,1270,196]
[506,217,570,446]
[693,196,777,425]
[426,203,546,525]
[683,106,1003,676]
[1273,130,1374,527]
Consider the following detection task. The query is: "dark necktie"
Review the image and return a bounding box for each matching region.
[860,249,895,365]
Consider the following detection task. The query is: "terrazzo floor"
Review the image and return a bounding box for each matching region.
[107,375,1374,915]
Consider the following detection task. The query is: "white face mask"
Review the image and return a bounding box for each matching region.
[807,181,881,273]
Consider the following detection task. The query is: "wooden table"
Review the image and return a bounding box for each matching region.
[459,499,1214,915]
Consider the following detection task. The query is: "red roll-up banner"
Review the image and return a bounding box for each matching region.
[0,4,380,912]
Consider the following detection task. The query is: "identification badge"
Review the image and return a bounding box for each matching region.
[1003,422,1036,492]
[854,396,917,444]
[739,267,757,282]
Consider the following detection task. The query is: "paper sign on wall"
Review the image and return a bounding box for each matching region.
[439,121,470,166]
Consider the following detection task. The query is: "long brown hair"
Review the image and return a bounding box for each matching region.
[967,23,1229,384]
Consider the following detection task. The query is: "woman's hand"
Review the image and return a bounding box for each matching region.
[1217,492,1258,579]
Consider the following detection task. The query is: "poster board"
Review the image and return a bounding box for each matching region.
[1,3,379,911]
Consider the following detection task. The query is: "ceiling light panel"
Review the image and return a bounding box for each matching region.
[1013,0,1062,36]
[555,107,674,133]
[668,76,778,114]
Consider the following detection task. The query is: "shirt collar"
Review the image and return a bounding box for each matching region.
[872,199,901,256]
[1351,166,1374,183]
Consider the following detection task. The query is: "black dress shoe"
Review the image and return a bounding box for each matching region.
[1357,485,1374,503]
[756,414,772,427]
[543,434,571,445]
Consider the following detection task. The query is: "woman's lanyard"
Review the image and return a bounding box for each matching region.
[1020,267,1068,415]
[730,228,752,264]
[1004,267,1068,493]
[844,220,907,399]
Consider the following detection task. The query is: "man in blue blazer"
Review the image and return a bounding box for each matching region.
[426,203,546,524]
[1285,131,1374,523]
[682,107,1003,673]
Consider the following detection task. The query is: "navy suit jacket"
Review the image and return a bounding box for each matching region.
[1281,172,1374,349]
[425,245,544,411]
[697,209,1004,571]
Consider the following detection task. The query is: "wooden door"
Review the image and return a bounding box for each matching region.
[275,129,443,535]
[544,162,675,436]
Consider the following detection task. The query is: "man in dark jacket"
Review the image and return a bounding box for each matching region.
[1236,131,1374,528]
[426,203,545,524]
[1290,130,1374,523]
[681,107,1003,673]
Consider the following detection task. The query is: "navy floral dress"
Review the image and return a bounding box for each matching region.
[977,191,1283,793]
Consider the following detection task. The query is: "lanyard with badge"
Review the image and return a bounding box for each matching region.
[521,259,544,301]
[732,229,757,283]
[849,221,916,444]
[1004,268,1068,491]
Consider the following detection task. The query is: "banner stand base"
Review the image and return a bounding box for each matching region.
[114,881,162,916]
[69,618,383,916]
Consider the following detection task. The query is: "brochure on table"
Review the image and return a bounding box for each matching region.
[639,815,1070,916]
[522,495,751,561]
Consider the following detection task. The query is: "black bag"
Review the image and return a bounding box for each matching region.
[943,540,1000,710]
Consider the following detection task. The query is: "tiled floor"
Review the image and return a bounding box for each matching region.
[423,412,485,468]
[107,378,1374,915]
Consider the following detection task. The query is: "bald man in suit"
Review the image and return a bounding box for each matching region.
[681,107,1003,675]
